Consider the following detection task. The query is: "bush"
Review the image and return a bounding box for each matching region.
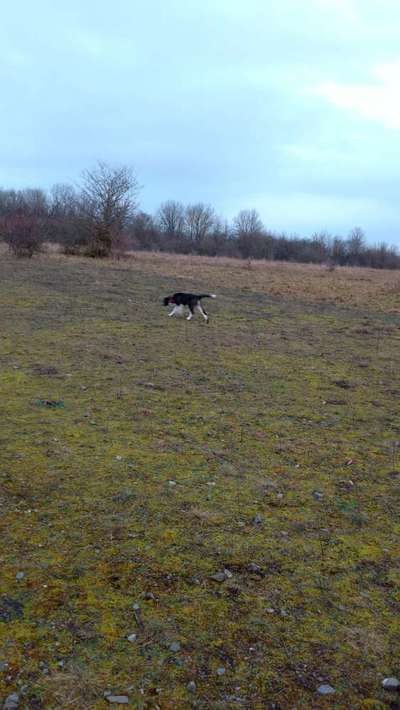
[62,238,87,256]
[110,232,133,259]
[1,214,44,258]
[83,225,114,258]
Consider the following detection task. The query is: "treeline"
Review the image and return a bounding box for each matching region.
[1,162,399,268]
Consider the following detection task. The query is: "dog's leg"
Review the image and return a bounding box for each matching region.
[186,306,194,321]
[168,306,177,317]
[196,303,209,323]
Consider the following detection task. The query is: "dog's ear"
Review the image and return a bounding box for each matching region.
[163,296,170,306]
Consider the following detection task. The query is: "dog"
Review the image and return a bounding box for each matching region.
[163,292,216,323]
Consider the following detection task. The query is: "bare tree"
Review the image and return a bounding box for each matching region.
[185,203,215,244]
[20,188,49,217]
[0,187,48,257]
[50,183,78,216]
[157,200,185,237]
[0,188,48,219]
[310,231,331,262]
[233,209,263,237]
[130,211,159,250]
[0,189,17,217]
[48,184,82,251]
[347,227,366,266]
[233,209,265,258]
[79,162,140,257]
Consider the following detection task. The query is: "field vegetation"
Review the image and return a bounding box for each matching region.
[0,250,399,708]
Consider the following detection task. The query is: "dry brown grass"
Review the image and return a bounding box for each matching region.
[3,245,400,312]
[121,250,400,312]
[39,665,103,709]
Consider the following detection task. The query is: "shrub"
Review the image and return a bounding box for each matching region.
[1,214,44,258]
[110,232,133,259]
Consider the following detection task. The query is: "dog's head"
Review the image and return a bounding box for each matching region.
[163,296,171,306]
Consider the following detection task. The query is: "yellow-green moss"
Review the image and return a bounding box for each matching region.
[0,253,399,708]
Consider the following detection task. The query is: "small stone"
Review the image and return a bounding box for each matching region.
[317,684,335,695]
[0,598,23,622]
[382,677,400,691]
[266,608,275,614]
[388,470,400,480]
[187,681,196,692]
[252,514,263,525]
[210,572,227,583]
[216,667,226,676]
[127,633,137,642]
[15,572,24,581]
[132,603,140,610]
[338,479,354,488]
[169,641,181,652]
[115,456,123,461]
[143,591,155,600]
[223,568,233,579]
[3,694,19,710]
[334,379,351,389]
[106,696,129,704]
[312,491,323,501]
[247,563,264,576]
[168,480,177,486]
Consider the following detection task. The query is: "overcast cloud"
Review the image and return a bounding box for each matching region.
[1,0,399,243]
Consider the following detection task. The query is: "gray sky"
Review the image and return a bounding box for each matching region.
[1,0,399,244]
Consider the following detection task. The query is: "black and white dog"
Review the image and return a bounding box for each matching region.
[163,292,216,323]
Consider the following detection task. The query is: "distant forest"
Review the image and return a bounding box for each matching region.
[1,163,399,268]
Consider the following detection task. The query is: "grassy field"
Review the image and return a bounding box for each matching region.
[0,251,399,709]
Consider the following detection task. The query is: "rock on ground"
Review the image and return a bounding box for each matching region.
[382,677,400,691]
[317,684,335,695]
[3,694,19,710]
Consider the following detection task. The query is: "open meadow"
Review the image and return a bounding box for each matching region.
[0,251,399,709]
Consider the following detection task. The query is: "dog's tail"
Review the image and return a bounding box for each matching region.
[199,294,217,299]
